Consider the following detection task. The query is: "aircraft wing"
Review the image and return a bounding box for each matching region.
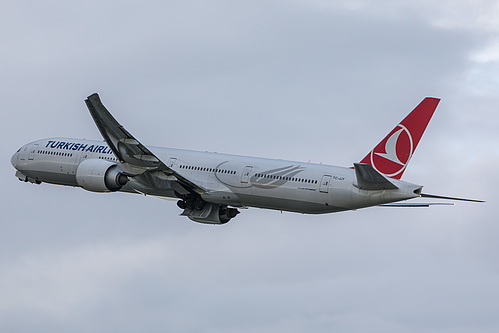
[85,93,206,194]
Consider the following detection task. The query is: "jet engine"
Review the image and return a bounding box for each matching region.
[76,159,129,192]
[180,202,239,224]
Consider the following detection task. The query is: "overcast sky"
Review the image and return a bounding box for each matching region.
[1,1,497,332]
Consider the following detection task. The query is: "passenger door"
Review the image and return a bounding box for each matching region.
[319,175,332,193]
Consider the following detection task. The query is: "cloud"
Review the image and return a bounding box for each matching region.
[1,1,497,332]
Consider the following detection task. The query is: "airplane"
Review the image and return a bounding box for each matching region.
[11,94,483,224]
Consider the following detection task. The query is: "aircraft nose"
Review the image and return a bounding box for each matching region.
[11,150,19,169]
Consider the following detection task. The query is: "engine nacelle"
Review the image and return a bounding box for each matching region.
[76,159,128,192]
[181,203,239,224]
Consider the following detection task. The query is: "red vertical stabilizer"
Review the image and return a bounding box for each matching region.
[360,97,440,179]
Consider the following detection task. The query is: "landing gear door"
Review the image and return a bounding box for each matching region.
[241,166,253,183]
[320,175,332,193]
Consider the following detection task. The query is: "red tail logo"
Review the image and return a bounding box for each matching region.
[360,97,440,179]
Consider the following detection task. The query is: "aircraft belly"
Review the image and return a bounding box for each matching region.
[236,193,346,214]
[231,183,346,213]
[23,170,78,187]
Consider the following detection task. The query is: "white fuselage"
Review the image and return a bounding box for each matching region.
[12,137,421,214]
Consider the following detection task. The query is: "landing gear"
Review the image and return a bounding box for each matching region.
[177,200,187,209]
[175,192,206,211]
[174,191,240,224]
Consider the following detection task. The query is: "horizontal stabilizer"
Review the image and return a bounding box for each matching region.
[354,163,398,190]
[420,193,484,203]
[380,202,454,207]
